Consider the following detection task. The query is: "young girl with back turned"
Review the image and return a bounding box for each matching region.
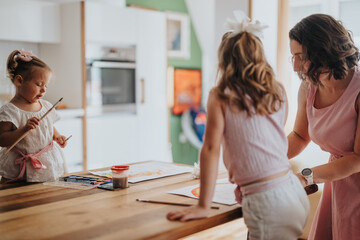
[167,11,309,239]
[0,49,67,183]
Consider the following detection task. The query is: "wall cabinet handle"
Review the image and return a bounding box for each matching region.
[141,78,145,104]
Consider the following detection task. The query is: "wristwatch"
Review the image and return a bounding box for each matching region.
[301,168,314,186]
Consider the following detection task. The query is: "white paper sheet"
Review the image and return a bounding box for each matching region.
[168,178,238,206]
[89,161,194,183]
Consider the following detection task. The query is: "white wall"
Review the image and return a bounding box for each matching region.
[186,0,249,107]
[214,0,249,55]
[251,0,278,70]
[39,2,82,109]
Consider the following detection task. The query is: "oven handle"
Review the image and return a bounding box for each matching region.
[91,61,136,69]
[141,78,145,104]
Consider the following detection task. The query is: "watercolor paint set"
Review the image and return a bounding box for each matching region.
[59,175,112,185]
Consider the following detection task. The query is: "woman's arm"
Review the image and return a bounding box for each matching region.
[288,81,311,159]
[167,89,225,221]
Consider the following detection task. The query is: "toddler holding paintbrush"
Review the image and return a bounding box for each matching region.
[0,49,67,183]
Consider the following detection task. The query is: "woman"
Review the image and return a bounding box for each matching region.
[288,14,360,239]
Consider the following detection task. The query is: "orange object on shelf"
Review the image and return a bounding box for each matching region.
[56,104,67,109]
[172,69,202,115]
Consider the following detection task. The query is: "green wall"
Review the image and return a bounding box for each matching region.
[126,0,202,166]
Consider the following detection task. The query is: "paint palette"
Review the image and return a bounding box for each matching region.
[60,175,112,185]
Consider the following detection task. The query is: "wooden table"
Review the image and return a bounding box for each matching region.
[0,164,242,240]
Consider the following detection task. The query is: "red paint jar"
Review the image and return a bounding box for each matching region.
[111,165,130,189]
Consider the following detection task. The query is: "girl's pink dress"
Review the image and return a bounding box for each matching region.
[306,66,360,240]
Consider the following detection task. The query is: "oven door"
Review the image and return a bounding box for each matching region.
[87,61,136,114]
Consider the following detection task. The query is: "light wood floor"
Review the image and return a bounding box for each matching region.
[180,218,248,240]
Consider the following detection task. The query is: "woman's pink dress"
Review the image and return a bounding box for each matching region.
[306,66,360,240]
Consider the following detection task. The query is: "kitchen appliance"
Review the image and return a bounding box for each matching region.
[86,45,136,114]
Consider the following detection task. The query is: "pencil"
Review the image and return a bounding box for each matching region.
[4,97,63,155]
[136,199,220,209]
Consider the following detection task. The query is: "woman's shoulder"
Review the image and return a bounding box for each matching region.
[297,81,314,107]
[298,80,312,94]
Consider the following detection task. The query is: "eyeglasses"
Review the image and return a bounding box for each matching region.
[289,53,306,65]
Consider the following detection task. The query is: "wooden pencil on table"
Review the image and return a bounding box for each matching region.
[4,97,63,155]
[136,198,220,209]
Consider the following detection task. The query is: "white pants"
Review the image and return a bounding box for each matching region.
[240,172,309,240]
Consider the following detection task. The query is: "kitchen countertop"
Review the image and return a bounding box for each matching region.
[57,108,85,119]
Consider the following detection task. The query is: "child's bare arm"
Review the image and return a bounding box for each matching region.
[53,127,67,148]
[0,117,39,147]
[167,89,224,222]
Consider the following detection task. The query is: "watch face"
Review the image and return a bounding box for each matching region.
[302,168,312,176]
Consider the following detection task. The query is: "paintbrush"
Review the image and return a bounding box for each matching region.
[64,135,72,142]
[4,97,63,155]
[136,199,220,209]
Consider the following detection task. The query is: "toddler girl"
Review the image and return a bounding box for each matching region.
[167,11,309,239]
[0,49,67,183]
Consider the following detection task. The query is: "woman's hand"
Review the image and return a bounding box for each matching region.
[24,117,40,131]
[166,205,210,222]
[296,172,307,187]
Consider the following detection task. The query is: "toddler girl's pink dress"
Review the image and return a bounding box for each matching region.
[306,66,360,240]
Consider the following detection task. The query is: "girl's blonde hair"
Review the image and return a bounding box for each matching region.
[6,50,51,82]
[215,32,284,116]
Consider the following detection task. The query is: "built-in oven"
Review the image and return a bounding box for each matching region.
[86,45,136,114]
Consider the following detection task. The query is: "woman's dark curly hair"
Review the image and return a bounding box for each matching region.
[289,14,359,84]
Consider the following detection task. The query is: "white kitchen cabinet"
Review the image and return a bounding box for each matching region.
[0,0,60,43]
[40,2,82,109]
[85,3,137,45]
[87,114,139,169]
[135,10,169,164]
[86,4,170,168]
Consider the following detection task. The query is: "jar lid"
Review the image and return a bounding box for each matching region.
[111,165,130,171]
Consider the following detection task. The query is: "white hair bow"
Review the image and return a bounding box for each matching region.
[224,10,268,39]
